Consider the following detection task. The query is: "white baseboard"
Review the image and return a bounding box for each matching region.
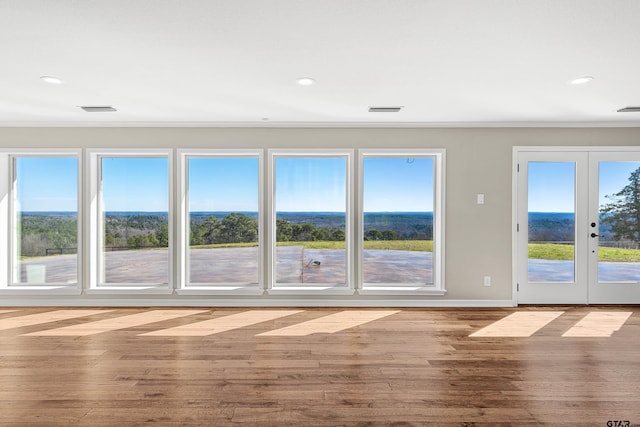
[0,296,515,308]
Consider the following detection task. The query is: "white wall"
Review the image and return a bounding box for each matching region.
[1,126,639,306]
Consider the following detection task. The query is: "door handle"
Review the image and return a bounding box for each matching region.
[590,233,599,238]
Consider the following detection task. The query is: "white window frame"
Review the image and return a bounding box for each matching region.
[267,149,355,294]
[357,149,446,295]
[176,149,264,294]
[87,149,173,293]
[0,149,83,295]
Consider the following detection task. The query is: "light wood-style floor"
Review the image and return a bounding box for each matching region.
[1,306,639,426]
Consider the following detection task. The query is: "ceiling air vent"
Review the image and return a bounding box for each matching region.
[80,106,117,112]
[617,107,640,113]
[368,106,403,113]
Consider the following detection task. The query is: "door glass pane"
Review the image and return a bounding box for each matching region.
[274,157,347,286]
[598,161,640,283]
[362,157,434,284]
[14,157,78,284]
[101,157,169,284]
[527,162,576,282]
[187,157,259,285]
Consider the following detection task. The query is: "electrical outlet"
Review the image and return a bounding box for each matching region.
[483,276,491,286]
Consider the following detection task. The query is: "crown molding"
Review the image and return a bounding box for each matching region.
[1,121,640,128]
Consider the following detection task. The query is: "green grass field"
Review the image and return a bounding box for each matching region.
[191,242,259,249]
[363,240,432,251]
[529,243,640,262]
[190,241,639,262]
[192,240,433,251]
[278,240,433,251]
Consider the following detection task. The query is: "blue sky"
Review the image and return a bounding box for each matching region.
[528,161,640,212]
[363,157,433,212]
[188,157,259,211]
[599,162,640,207]
[528,162,575,212]
[274,156,434,212]
[275,157,347,212]
[16,157,78,211]
[102,157,169,212]
[17,156,639,213]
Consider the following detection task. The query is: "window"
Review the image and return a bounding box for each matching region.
[527,161,576,283]
[178,150,262,289]
[359,150,445,292]
[269,150,353,290]
[88,150,172,290]
[3,152,81,290]
[2,146,445,299]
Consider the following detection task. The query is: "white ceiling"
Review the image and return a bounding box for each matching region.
[2,0,640,127]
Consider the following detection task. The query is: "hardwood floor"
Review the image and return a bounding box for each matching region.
[0,306,639,426]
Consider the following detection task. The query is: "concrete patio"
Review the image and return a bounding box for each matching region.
[19,246,433,285]
[20,248,640,285]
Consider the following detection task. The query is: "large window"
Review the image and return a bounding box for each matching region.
[269,150,353,290]
[8,153,81,288]
[179,150,262,289]
[359,150,445,291]
[1,147,445,297]
[88,150,172,290]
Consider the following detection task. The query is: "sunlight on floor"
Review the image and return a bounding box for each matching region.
[469,311,564,337]
[562,311,633,337]
[0,310,110,331]
[140,310,303,336]
[22,310,205,336]
[257,310,399,336]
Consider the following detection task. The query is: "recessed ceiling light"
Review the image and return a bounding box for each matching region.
[368,106,403,113]
[569,76,594,85]
[79,106,117,112]
[296,77,316,86]
[40,75,64,85]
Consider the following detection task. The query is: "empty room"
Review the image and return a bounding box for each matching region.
[1,1,639,425]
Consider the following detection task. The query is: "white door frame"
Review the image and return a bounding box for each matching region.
[513,146,640,305]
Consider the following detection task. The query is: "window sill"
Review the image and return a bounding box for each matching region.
[0,285,82,295]
[85,286,174,295]
[268,287,355,296]
[358,286,446,296]
[176,286,265,295]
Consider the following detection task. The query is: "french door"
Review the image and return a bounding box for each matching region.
[516,149,640,304]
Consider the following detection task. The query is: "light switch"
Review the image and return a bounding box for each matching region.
[477,193,485,205]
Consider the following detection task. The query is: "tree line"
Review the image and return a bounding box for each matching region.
[19,215,78,257]
[190,213,258,245]
[190,215,345,244]
[191,215,411,244]
[20,213,403,256]
[104,214,168,249]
